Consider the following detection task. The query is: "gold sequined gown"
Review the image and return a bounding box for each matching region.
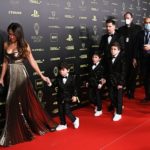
[0,51,56,146]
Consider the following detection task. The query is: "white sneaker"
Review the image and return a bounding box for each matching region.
[73,117,79,129]
[56,124,67,131]
[94,110,102,117]
[113,114,122,121]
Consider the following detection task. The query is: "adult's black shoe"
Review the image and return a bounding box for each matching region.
[140,97,150,103]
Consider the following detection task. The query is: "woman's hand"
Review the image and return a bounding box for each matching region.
[117,85,123,90]
[72,96,77,102]
[41,75,51,86]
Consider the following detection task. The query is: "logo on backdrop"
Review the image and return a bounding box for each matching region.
[65,0,73,10]
[136,0,141,11]
[34,23,40,36]
[29,0,42,4]
[53,66,59,77]
[79,0,87,11]
[66,34,73,42]
[48,11,58,20]
[31,10,40,17]
[31,23,43,43]
[37,90,43,102]
[50,33,59,42]
[35,79,44,89]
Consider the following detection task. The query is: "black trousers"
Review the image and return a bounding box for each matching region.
[141,55,150,99]
[58,101,76,125]
[89,87,102,111]
[109,86,123,114]
[125,60,137,95]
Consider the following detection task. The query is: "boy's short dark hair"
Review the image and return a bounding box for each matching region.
[111,42,121,50]
[106,19,116,25]
[58,62,70,70]
[92,51,102,58]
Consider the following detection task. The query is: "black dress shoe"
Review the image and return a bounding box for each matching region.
[140,98,150,103]
[108,105,114,112]
[127,91,134,99]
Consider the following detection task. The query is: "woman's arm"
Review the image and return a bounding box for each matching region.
[0,43,8,86]
[0,57,8,86]
[26,44,51,85]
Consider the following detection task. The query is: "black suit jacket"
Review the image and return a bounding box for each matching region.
[53,74,78,102]
[99,31,125,58]
[118,23,142,60]
[88,61,105,88]
[134,30,149,62]
[107,52,126,87]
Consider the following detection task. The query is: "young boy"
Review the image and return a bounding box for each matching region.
[86,51,106,116]
[50,62,79,131]
[107,42,126,121]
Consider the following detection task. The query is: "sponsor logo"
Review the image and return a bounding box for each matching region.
[50,33,59,42]
[50,47,61,51]
[37,90,43,102]
[48,25,60,29]
[79,16,87,20]
[8,10,22,15]
[29,0,42,4]
[53,66,58,77]
[92,15,97,21]
[32,48,44,52]
[48,11,58,20]
[65,0,73,10]
[31,10,40,17]
[65,26,75,29]
[66,34,73,42]
[50,57,61,61]
[35,79,44,89]
[31,23,43,43]
[64,14,75,19]
[65,45,75,50]
[79,0,87,11]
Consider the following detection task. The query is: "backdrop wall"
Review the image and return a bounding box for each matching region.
[0,0,150,131]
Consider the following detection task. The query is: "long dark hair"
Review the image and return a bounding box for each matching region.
[7,23,29,57]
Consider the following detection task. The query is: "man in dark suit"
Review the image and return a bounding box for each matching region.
[107,42,126,121]
[99,19,125,64]
[51,62,79,131]
[118,12,142,99]
[86,51,106,117]
[134,17,150,102]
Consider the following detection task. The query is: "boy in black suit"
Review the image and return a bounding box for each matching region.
[107,42,126,121]
[86,51,106,117]
[50,62,79,131]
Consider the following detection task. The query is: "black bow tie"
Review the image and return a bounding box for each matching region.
[62,76,68,79]
[112,56,116,58]
[108,34,113,37]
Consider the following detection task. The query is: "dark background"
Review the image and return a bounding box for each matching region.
[0,0,150,131]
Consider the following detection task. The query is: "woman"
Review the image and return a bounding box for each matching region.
[0,23,56,146]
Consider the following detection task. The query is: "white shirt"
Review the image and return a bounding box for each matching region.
[92,62,99,70]
[62,74,69,84]
[112,53,119,64]
[108,35,112,44]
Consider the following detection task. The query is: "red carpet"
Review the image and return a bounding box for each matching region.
[1,87,150,150]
